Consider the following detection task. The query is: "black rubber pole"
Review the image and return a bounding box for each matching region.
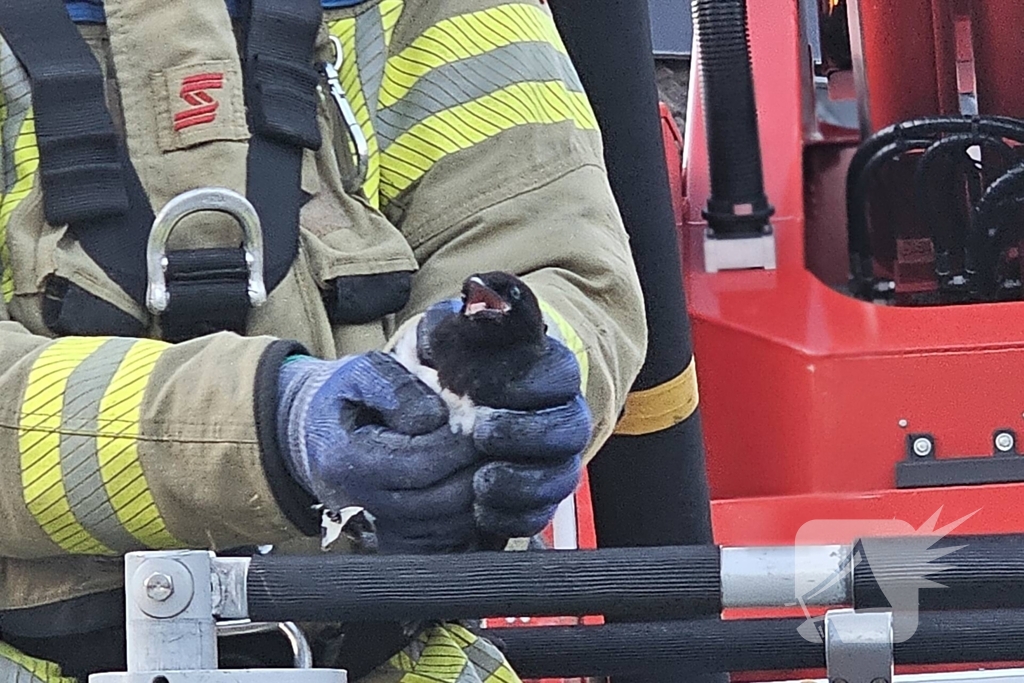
[546,0,715,576]
[854,534,1024,612]
[544,2,720,680]
[246,547,722,623]
[490,610,1024,678]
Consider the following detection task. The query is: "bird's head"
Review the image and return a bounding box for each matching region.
[458,271,545,346]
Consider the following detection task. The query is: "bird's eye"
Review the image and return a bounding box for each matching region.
[510,286,521,300]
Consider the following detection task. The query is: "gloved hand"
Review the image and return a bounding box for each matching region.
[276,351,480,553]
[416,300,594,540]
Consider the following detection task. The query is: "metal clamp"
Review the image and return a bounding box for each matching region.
[321,35,369,193]
[825,609,894,683]
[703,228,778,272]
[90,551,344,683]
[146,187,267,315]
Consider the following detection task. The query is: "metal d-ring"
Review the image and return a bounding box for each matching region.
[146,187,267,314]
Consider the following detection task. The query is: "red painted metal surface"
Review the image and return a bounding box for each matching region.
[972,0,1024,118]
[661,102,685,229]
[682,0,1024,549]
[856,0,947,131]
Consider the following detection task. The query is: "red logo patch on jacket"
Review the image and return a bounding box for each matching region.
[174,72,224,131]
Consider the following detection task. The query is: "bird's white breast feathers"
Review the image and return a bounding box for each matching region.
[392,331,481,435]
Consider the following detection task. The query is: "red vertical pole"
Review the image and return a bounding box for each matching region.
[856,0,943,131]
[973,0,1024,117]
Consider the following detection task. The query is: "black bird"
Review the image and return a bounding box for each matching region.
[394,271,547,433]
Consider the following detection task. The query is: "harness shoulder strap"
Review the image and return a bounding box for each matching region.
[0,0,153,336]
[0,0,323,341]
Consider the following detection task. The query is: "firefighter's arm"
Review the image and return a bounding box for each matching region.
[380,0,648,460]
[0,316,321,560]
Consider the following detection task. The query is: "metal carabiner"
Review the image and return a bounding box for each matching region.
[146,187,267,314]
[321,34,370,193]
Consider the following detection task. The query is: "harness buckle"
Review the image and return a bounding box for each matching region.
[146,187,267,315]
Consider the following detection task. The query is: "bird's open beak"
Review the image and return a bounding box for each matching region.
[463,277,510,319]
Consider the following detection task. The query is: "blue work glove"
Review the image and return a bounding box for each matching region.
[417,300,594,540]
[276,351,480,553]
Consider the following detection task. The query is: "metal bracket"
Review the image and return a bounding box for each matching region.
[89,551,345,683]
[703,229,778,272]
[896,428,1024,488]
[825,609,894,683]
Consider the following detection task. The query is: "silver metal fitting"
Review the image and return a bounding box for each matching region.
[912,437,933,457]
[144,572,174,602]
[703,229,777,272]
[721,545,852,608]
[995,431,1015,454]
[825,609,894,683]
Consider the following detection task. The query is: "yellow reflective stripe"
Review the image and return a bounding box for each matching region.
[0,642,75,683]
[380,80,596,202]
[20,337,181,554]
[328,15,383,206]
[614,358,700,436]
[379,3,566,109]
[538,300,588,395]
[386,624,522,683]
[20,338,114,555]
[0,111,36,302]
[380,0,404,46]
[96,339,179,548]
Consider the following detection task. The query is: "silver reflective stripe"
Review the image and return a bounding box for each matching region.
[376,42,583,149]
[59,338,145,553]
[355,5,387,122]
[0,34,31,194]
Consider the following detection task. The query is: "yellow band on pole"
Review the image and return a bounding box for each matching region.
[614,358,699,436]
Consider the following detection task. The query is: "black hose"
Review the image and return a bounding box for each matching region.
[971,163,1024,297]
[487,618,820,679]
[490,610,1024,678]
[913,134,1015,296]
[246,547,722,624]
[691,0,774,235]
[854,534,1024,612]
[847,137,935,292]
[845,116,1024,291]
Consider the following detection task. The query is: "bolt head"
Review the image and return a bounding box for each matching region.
[996,432,1015,453]
[898,419,908,428]
[144,572,174,602]
[913,437,933,457]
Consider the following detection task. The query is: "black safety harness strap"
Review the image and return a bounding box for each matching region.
[160,0,322,343]
[1,0,153,336]
[0,0,321,341]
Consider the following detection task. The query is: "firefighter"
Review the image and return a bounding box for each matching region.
[0,0,647,681]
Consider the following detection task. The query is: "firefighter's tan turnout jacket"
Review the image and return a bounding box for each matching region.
[0,0,647,680]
